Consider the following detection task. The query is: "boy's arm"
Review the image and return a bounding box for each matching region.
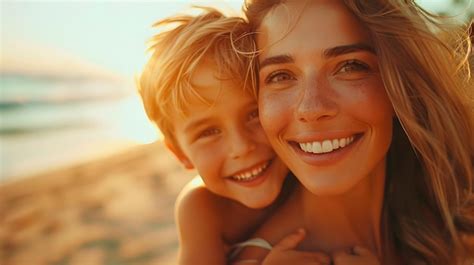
[175,178,228,265]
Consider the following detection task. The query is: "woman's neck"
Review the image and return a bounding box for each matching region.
[296,161,387,257]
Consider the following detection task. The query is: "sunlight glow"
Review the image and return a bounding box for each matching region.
[114,94,162,144]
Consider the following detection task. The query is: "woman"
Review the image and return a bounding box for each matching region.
[237,0,474,264]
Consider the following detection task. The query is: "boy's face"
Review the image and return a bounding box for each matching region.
[169,60,288,209]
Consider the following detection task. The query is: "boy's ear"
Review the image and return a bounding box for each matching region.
[165,139,194,170]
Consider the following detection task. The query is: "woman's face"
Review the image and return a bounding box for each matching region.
[257,0,394,195]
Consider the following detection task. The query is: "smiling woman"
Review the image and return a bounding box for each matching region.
[257,3,394,196]
[232,0,474,264]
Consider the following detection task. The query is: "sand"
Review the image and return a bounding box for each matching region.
[0,141,195,265]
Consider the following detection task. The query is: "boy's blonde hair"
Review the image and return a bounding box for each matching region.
[139,7,256,145]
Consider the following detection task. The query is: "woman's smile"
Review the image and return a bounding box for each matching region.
[257,0,394,195]
[290,132,364,166]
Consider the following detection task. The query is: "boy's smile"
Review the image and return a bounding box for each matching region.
[169,59,288,208]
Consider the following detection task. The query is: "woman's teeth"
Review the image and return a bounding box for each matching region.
[231,162,269,181]
[299,136,355,154]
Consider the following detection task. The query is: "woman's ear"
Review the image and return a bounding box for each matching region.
[165,139,194,169]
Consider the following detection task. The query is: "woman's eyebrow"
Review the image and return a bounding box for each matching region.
[323,43,375,58]
[259,43,374,70]
[259,54,293,70]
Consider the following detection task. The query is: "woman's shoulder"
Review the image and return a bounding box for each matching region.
[251,189,303,245]
[230,196,303,262]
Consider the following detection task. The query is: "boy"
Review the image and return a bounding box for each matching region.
[138,7,298,264]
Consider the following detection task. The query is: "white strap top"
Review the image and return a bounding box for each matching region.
[228,238,273,263]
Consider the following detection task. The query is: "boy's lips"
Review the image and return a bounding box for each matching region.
[226,160,272,184]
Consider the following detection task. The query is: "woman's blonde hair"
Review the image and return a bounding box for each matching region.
[139,7,256,145]
[245,0,474,264]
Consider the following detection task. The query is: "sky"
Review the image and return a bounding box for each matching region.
[2,0,467,80]
[1,0,244,79]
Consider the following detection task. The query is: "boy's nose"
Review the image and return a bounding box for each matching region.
[295,80,338,122]
[229,128,257,159]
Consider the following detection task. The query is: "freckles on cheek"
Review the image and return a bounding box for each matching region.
[259,95,288,132]
[344,80,393,122]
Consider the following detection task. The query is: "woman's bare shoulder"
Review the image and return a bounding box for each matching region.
[234,190,303,262]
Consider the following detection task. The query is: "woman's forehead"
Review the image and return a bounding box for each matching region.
[257,0,370,59]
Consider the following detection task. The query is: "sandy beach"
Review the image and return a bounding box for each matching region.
[0,141,195,265]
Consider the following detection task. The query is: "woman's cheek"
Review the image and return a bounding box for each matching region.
[258,91,291,135]
[335,78,393,124]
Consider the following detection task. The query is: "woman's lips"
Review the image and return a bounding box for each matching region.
[290,133,364,166]
[298,135,357,154]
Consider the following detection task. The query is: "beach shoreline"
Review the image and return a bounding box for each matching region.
[0,141,195,265]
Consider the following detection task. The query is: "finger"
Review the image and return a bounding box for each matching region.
[289,252,330,265]
[352,245,373,256]
[272,228,306,251]
[304,252,331,265]
[332,249,351,258]
[332,250,353,264]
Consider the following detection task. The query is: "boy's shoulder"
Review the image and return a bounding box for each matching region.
[175,176,229,229]
[176,176,225,210]
[174,178,231,263]
[175,176,262,242]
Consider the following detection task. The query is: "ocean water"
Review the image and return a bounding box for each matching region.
[0,75,159,181]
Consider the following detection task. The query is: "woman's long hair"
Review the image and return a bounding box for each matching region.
[244,0,474,264]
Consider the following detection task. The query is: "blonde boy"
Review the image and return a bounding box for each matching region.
[138,7,294,264]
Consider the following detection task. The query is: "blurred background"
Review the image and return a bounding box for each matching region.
[0,0,472,265]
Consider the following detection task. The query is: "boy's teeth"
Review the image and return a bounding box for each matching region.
[232,162,269,181]
[299,136,355,154]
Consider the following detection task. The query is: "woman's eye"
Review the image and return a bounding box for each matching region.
[265,71,295,84]
[198,128,220,139]
[337,60,370,74]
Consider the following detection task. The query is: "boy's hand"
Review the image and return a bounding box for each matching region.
[263,229,330,265]
[332,246,380,265]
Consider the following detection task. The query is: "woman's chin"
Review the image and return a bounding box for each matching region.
[301,176,363,197]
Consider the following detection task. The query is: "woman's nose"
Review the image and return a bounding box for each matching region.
[229,127,257,159]
[295,80,338,122]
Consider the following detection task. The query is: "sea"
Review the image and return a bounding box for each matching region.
[0,74,160,182]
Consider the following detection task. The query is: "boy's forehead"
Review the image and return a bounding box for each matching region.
[188,59,240,103]
[182,81,249,114]
[190,60,226,95]
[174,79,255,122]
[170,57,255,124]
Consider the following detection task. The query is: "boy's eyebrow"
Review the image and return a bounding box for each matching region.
[259,43,375,70]
[184,118,211,134]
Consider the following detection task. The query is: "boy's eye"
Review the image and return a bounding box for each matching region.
[337,59,370,74]
[197,128,220,139]
[264,70,295,84]
[248,109,259,121]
